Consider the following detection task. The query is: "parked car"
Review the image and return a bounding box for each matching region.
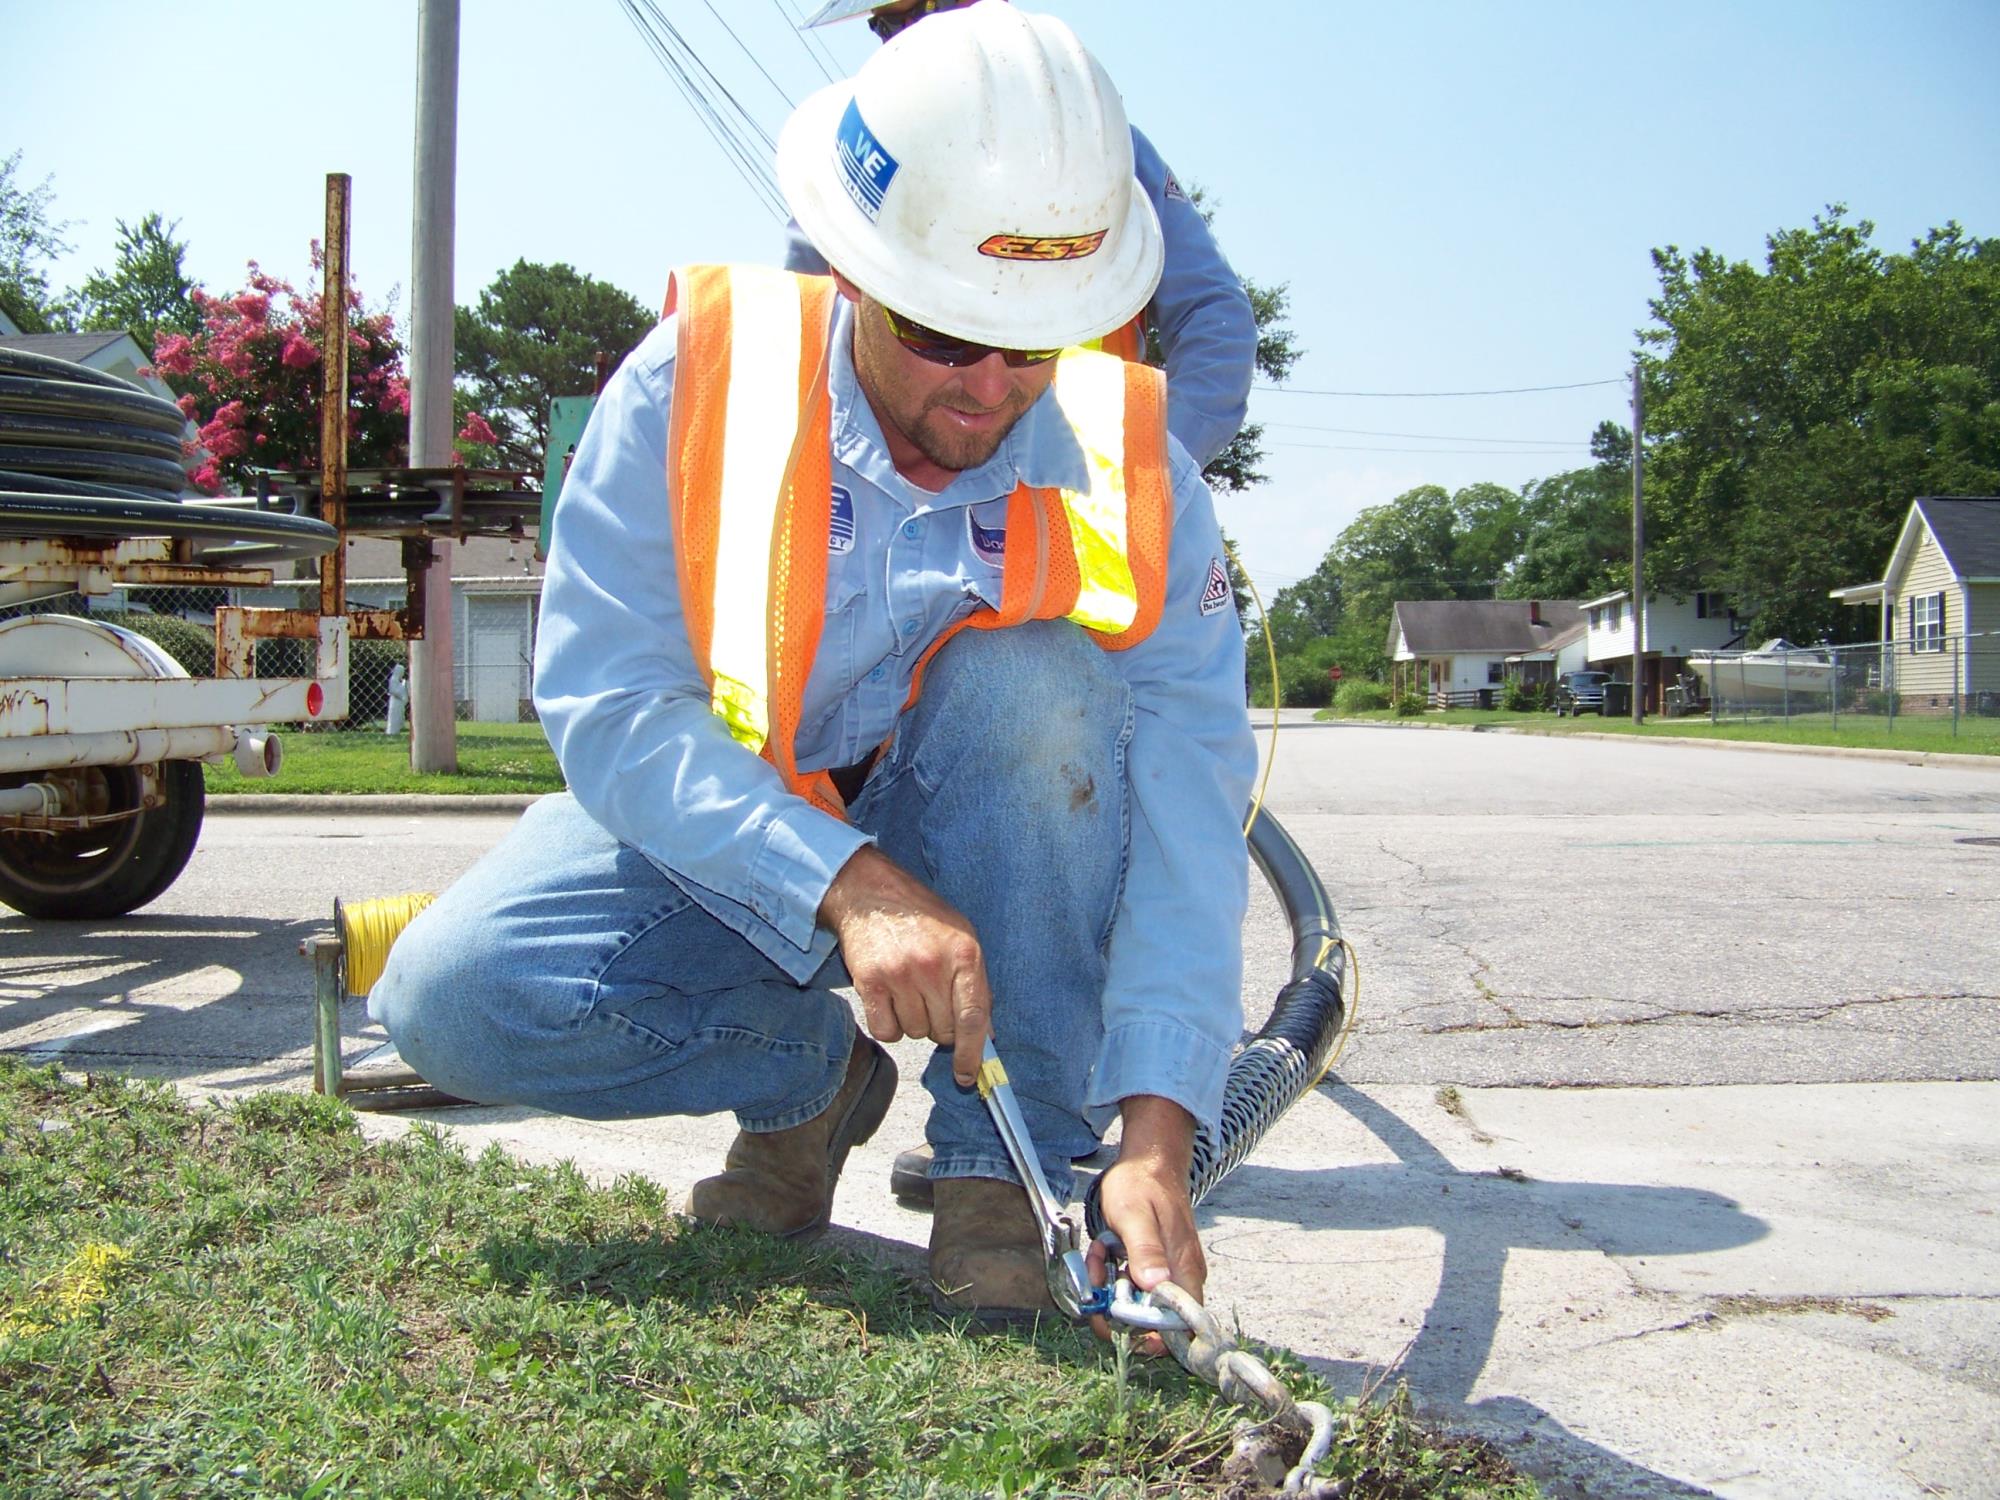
[1555,670,1612,716]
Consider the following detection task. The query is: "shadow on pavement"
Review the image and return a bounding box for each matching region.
[0,911,324,1092]
[1198,1083,1766,1498]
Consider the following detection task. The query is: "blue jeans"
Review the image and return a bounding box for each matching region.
[369,621,1132,1201]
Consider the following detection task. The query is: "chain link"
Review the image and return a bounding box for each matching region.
[1144,1281,1335,1492]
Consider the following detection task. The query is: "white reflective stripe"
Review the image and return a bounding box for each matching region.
[709,267,807,749]
[1050,350,1137,634]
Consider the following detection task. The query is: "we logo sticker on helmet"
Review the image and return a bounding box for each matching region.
[967,505,1007,566]
[1200,556,1232,616]
[835,99,899,221]
[977,230,1109,262]
[828,484,855,554]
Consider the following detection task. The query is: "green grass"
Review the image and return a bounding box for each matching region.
[1316,706,2000,754]
[0,1059,1537,1499]
[203,723,565,795]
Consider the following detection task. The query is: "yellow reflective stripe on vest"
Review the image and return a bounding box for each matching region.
[708,267,808,751]
[1049,349,1139,635]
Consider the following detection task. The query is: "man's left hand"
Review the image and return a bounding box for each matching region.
[1086,1094,1204,1356]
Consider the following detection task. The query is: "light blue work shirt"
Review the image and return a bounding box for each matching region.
[534,300,1256,1140]
[784,126,1257,472]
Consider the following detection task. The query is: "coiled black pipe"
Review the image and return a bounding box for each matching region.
[0,347,189,503]
[1086,807,1347,1235]
[0,349,336,573]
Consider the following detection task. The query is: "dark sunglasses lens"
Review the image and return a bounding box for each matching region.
[885,309,1057,368]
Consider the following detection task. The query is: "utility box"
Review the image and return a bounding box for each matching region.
[538,395,598,559]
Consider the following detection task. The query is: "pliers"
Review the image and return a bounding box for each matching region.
[974,1038,1188,1332]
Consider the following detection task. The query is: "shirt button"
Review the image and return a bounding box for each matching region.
[901,519,922,539]
[903,617,921,635]
[868,665,885,682]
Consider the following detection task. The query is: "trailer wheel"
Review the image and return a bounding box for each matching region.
[0,761,206,919]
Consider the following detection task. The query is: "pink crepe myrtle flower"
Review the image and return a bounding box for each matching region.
[456,412,498,446]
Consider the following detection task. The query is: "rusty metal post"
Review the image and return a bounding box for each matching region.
[318,176,354,624]
[305,934,344,1096]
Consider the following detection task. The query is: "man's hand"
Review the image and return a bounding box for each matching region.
[819,845,992,1086]
[1087,1094,1204,1356]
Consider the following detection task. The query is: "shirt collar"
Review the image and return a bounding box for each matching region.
[827,299,1092,507]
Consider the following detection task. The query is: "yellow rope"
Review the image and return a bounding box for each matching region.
[1298,935,1361,1090]
[1227,538,1281,838]
[336,892,436,997]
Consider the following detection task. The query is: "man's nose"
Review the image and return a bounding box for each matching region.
[958,352,1015,406]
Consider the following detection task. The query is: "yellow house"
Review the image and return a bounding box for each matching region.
[1832,496,2000,709]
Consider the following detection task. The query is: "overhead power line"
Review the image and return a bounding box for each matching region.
[1265,420,1590,446]
[620,0,789,223]
[1254,378,1626,398]
[771,0,844,84]
[697,0,800,109]
[1270,441,1587,456]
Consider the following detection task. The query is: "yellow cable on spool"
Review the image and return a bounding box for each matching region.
[335,892,437,998]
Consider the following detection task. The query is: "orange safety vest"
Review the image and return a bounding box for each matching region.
[663,263,1172,819]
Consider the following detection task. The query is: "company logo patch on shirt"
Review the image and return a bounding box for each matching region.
[1163,171,1188,203]
[828,484,855,554]
[978,230,1108,262]
[835,99,898,220]
[1200,556,1232,616]
[968,507,1006,565]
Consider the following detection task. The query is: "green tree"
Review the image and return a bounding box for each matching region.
[1201,278,1303,495]
[75,213,202,361]
[1501,422,1632,602]
[0,150,75,333]
[1641,208,2000,640]
[455,260,655,475]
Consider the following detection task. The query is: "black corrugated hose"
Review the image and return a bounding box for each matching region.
[1085,807,1348,1236]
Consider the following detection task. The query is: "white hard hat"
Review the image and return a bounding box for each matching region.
[774,2,1163,350]
[798,0,898,24]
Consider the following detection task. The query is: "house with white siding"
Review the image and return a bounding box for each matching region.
[1580,588,1743,713]
[1832,496,2000,711]
[1386,599,1584,707]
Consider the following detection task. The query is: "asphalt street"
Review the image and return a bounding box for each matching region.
[4,717,1998,1498]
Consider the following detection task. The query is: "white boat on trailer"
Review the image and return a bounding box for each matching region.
[1687,638,1837,708]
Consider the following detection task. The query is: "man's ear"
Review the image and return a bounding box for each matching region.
[829,270,864,305]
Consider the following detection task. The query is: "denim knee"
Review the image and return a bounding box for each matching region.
[912,621,1131,800]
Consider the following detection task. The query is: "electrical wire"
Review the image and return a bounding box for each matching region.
[618,0,789,223]
[1265,420,1592,446]
[1269,441,1588,456]
[772,0,845,82]
[695,0,799,109]
[1255,377,1625,398]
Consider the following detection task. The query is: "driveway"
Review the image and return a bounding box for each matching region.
[5,719,1997,1499]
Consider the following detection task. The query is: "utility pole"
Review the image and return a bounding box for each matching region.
[408,0,460,772]
[1630,362,1646,724]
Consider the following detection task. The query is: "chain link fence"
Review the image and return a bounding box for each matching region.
[0,580,544,738]
[1676,632,2000,742]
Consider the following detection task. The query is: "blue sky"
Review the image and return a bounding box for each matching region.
[5,0,1995,601]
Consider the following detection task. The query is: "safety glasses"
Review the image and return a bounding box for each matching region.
[882,306,1061,369]
[867,0,962,41]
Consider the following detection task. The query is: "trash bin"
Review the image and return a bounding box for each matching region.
[1602,682,1632,716]
[1475,688,1495,710]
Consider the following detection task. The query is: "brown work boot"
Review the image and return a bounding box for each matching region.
[686,1033,896,1240]
[928,1176,1056,1323]
[890,1141,934,1204]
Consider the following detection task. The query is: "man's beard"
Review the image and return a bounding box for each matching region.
[901,386,1036,473]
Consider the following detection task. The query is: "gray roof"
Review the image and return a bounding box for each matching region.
[1390,599,1585,656]
[0,331,133,363]
[1915,496,2000,579]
